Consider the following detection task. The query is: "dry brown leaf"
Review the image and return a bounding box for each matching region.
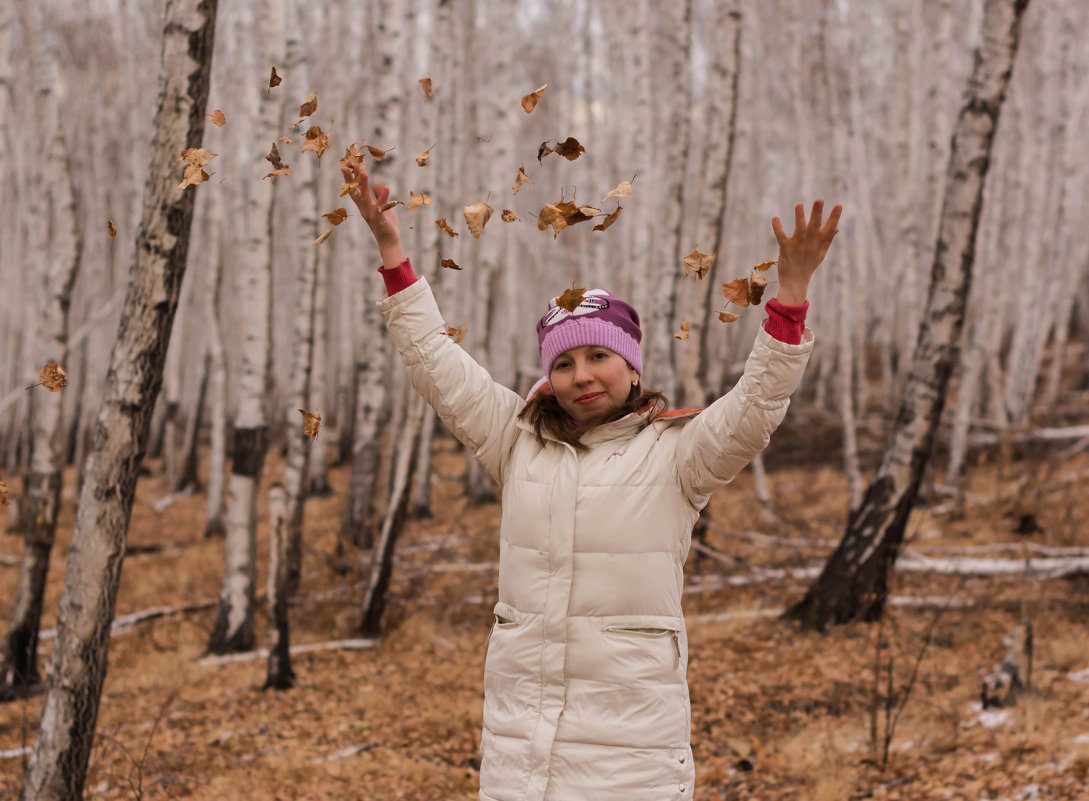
[180,147,217,167]
[555,286,587,313]
[674,319,691,341]
[366,144,391,161]
[299,409,321,442]
[279,136,293,144]
[521,84,547,114]
[683,248,716,280]
[263,142,291,179]
[593,205,622,232]
[753,260,777,272]
[207,109,226,127]
[445,324,467,343]
[553,137,585,161]
[748,272,768,305]
[464,201,494,240]
[419,77,433,99]
[441,259,461,271]
[339,142,364,171]
[300,125,330,159]
[264,166,291,179]
[39,362,67,392]
[339,181,358,197]
[409,192,433,211]
[0,480,9,508]
[602,180,633,202]
[537,203,569,238]
[299,92,318,118]
[416,144,435,167]
[380,200,405,212]
[313,228,335,245]
[501,209,518,223]
[107,220,117,237]
[269,67,282,89]
[436,218,459,238]
[718,310,742,323]
[513,164,534,195]
[323,208,348,226]
[537,141,554,163]
[179,164,210,190]
[722,277,750,307]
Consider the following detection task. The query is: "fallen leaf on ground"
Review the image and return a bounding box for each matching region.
[313,228,335,245]
[269,67,282,89]
[683,248,716,280]
[501,209,518,222]
[674,319,690,341]
[464,201,494,240]
[107,220,117,237]
[441,259,461,271]
[207,109,226,127]
[521,84,547,113]
[513,164,533,195]
[436,218,459,238]
[445,324,467,343]
[555,286,586,312]
[409,192,432,211]
[322,208,348,226]
[593,205,622,232]
[299,92,318,118]
[299,409,321,442]
[419,77,433,99]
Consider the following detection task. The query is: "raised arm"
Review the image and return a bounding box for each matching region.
[342,161,407,271]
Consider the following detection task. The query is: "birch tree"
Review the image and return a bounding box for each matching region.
[785,0,1030,630]
[19,0,217,795]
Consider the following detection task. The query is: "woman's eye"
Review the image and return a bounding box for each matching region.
[592,351,608,360]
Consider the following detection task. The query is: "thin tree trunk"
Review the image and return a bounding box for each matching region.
[785,0,1030,631]
[176,352,208,492]
[203,209,228,538]
[263,483,294,690]
[19,0,217,795]
[408,407,436,518]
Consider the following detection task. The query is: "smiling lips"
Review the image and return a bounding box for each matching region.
[575,392,604,404]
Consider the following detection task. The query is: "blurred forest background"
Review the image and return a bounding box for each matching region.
[2,0,1089,799]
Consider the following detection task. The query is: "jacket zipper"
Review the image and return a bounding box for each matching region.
[673,633,681,669]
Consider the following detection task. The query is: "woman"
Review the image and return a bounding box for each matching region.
[344,161,839,801]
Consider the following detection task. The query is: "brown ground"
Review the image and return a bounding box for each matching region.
[2,415,1088,801]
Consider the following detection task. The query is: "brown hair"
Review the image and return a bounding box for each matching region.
[518,384,669,451]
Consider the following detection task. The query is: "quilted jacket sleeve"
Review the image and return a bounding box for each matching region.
[377,277,524,485]
[674,324,814,508]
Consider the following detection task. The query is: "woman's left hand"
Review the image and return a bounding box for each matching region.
[771,200,842,305]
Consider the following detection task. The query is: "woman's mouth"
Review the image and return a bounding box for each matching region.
[575,392,604,404]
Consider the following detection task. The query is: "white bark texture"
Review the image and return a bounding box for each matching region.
[19,0,217,796]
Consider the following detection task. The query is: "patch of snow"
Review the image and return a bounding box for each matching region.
[0,745,32,760]
[960,702,1012,730]
[1067,666,1089,682]
[974,751,999,762]
[1070,732,1089,745]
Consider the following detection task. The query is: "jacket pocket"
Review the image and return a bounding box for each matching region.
[492,601,521,630]
[602,614,685,669]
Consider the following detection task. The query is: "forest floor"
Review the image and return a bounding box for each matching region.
[2,409,1089,801]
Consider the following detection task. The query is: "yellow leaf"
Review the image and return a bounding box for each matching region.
[521,83,547,113]
[753,260,777,272]
[464,201,494,240]
[339,181,358,197]
[674,319,690,341]
[207,109,226,126]
[299,409,321,442]
[313,228,335,245]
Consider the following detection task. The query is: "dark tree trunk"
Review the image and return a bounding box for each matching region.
[784,0,1030,631]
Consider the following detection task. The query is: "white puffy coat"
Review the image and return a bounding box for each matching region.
[379,278,813,801]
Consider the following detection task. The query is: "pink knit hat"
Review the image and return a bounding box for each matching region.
[536,289,643,378]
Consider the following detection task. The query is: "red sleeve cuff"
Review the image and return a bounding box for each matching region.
[378,258,418,295]
[764,297,808,345]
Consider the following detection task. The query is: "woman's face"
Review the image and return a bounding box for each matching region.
[549,346,639,425]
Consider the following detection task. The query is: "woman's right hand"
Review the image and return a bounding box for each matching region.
[341,162,407,268]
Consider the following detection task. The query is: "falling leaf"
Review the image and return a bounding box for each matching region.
[748,271,768,305]
[207,109,226,127]
[416,144,435,166]
[264,166,291,179]
[0,480,9,508]
[602,180,634,202]
[501,209,518,223]
[753,260,777,272]
[553,137,586,161]
[340,142,364,171]
[440,258,461,270]
[269,67,282,89]
[537,203,570,238]
[339,181,358,197]
[323,208,348,226]
[179,164,210,190]
[683,248,716,280]
[179,147,217,167]
[521,83,547,114]
[718,310,742,323]
[408,192,433,211]
[593,205,622,232]
[419,77,433,99]
[674,319,690,341]
[380,200,405,212]
[107,220,117,237]
[464,201,494,240]
[435,218,459,238]
[263,142,291,179]
[513,164,534,195]
[445,324,467,343]
[279,136,293,144]
[300,125,330,159]
[537,141,554,164]
[39,363,67,392]
[366,144,391,161]
[299,92,318,118]
[721,277,751,307]
[313,228,335,245]
[555,286,587,313]
[299,409,321,442]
